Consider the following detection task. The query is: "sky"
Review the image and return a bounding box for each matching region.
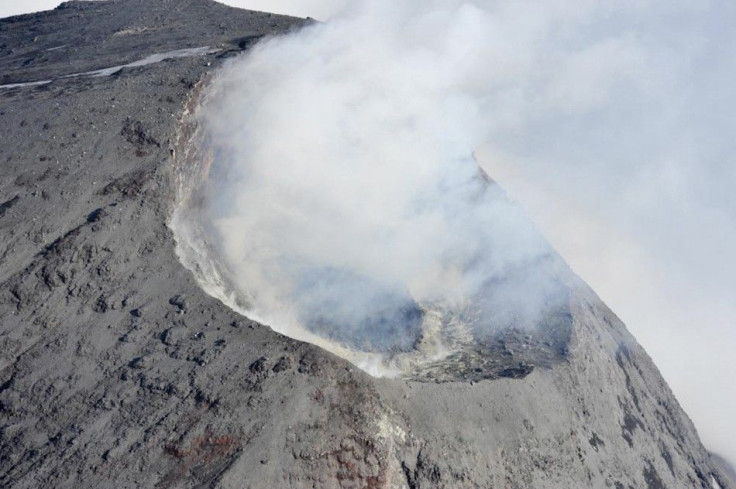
[0,0,60,18]
[2,0,734,464]
[0,0,342,19]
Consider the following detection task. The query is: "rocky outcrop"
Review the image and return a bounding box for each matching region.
[0,1,730,488]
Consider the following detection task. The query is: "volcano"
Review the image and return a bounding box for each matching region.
[0,1,731,488]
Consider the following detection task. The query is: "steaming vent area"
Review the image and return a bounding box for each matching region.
[171,97,573,382]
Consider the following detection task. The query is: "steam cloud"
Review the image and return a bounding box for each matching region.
[198,0,735,461]
[195,1,571,354]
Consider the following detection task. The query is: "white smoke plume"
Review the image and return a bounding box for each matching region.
[202,0,736,461]
[194,1,573,356]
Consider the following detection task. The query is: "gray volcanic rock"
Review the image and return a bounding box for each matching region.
[0,1,731,488]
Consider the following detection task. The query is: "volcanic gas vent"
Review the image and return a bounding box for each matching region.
[172,110,573,381]
[170,21,575,379]
[286,267,425,353]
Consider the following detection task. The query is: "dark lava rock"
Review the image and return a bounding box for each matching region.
[86,207,107,223]
[168,294,188,312]
[249,356,267,374]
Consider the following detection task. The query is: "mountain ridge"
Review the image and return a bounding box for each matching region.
[0,1,730,487]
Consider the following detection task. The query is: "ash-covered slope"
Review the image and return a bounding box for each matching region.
[0,1,730,488]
